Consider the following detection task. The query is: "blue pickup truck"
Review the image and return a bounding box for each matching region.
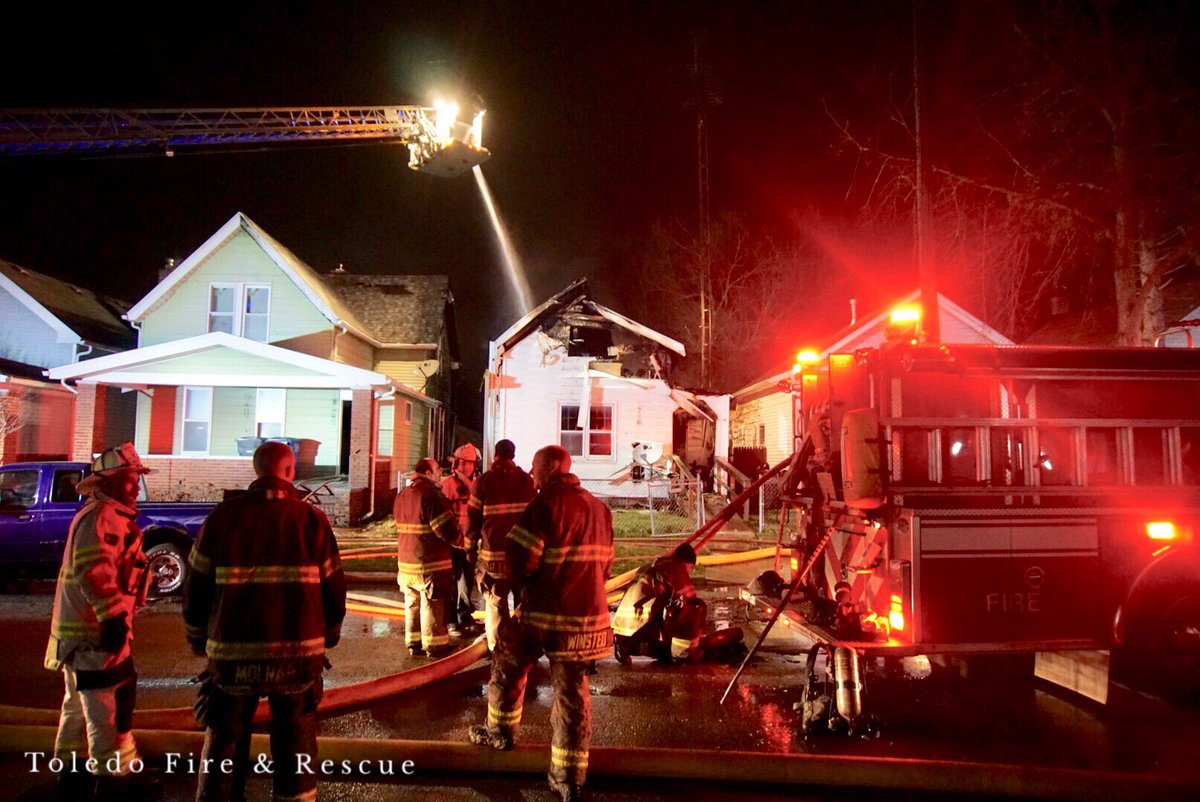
[0,461,216,596]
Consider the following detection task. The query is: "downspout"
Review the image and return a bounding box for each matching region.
[333,324,348,362]
[74,343,93,363]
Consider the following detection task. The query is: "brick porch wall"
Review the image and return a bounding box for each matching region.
[142,456,258,502]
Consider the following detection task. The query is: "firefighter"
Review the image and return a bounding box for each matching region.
[394,458,461,657]
[441,442,481,635]
[467,439,536,650]
[184,441,346,802]
[612,544,707,664]
[44,443,152,801]
[468,445,613,802]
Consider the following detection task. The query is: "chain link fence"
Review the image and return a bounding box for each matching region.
[580,476,704,538]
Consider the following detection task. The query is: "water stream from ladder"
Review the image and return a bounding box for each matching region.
[473,165,533,315]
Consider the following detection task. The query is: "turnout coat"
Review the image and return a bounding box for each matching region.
[467,457,536,579]
[394,474,461,580]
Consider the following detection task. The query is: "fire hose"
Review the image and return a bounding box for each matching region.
[0,637,489,731]
[719,526,835,704]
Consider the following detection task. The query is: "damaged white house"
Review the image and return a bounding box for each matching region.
[483,279,729,489]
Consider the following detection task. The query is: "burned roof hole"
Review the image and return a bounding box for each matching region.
[568,326,613,358]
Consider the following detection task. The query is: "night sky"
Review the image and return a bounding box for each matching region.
[2,2,1197,424]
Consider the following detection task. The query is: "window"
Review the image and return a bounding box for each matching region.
[182,387,213,454]
[757,425,766,447]
[559,404,614,458]
[0,469,38,506]
[50,470,83,504]
[255,389,286,438]
[404,401,413,423]
[377,403,394,457]
[208,283,270,341]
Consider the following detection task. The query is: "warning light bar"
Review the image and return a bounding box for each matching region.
[889,306,921,325]
[1146,521,1178,541]
[889,594,905,632]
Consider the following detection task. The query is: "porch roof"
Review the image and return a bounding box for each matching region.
[46,331,391,390]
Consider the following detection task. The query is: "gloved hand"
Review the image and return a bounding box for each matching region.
[98,615,130,652]
[188,638,207,657]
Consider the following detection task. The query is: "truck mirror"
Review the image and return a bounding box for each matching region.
[841,407,885,509]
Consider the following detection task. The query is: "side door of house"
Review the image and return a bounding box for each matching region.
[39,467,86,562]
[0,467,44,563]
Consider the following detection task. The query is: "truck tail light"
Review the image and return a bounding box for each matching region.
[889,594,905,632]
[1146,521,1178,541]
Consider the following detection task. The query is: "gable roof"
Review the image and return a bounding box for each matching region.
[489,279,685,368]
[124,212,392,344]
[322,273,451,347]
[45,331,402,392]
[0,258,134,349]
[733,291,1012,400]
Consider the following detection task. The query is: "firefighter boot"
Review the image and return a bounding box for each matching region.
[547,773,584,802]
[468,725,513,751]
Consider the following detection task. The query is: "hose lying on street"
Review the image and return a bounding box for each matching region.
[0,638,489,731]
[0,724,1192,800]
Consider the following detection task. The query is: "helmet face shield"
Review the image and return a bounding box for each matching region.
[92,442,151,476]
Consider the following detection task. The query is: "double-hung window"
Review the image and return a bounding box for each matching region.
[182,387,213,454]
[208,283,270,341]
[560,404,614,458]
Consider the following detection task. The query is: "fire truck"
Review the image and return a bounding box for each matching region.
[746,308,1200,725]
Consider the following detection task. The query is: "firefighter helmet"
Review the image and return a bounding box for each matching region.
[452,443,481,463]
[91,442,152,475]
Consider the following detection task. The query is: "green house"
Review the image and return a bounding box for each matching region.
[49,212,458,524]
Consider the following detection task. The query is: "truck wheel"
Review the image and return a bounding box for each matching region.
[1153,594,1200,706]
[146,542,187,597]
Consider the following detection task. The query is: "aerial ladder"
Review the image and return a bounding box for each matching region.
[0,102,489,177]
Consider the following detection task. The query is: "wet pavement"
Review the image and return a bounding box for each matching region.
[2,559,1198,800]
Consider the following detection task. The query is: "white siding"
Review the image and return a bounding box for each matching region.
[731,391,793,467]
[488,335,682,479]
[0,292,77,369]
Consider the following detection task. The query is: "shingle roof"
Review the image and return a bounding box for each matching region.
[0,258,134,349]
[321,273,450,345]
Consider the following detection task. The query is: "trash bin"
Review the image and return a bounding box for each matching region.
[236,436,264,457]
[264,437,301,457]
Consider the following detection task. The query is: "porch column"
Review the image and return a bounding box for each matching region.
[349,389,373,491]
[70,382,105,462]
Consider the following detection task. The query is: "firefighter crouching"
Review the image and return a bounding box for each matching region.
[184,441,347,802]
[441,442,482,635]
[469,445,613,802]
[395,458,462,657]
[467,438,536,650]
[613,544,704,663]
[45,443,153,801]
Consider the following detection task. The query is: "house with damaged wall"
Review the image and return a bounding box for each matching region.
[484,279,729,488]
[48,212,459,524]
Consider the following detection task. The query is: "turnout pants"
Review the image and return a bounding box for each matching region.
[450,549,476,627]
[54,660,139,775]
[478,573,513,651]
[483,619,593,786]
[399,571,451,651]
[195,683,320,802]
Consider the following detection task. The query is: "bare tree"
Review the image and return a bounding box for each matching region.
[0,388,28,451]
[637,214,809,390]
[830,1,1200,343]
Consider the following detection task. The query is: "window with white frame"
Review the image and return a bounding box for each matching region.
[404,401,413,423]
[208,283,270,341]
[255,389,286,438]
[377,403,394,457]
[560,404,614,458]
[182,387,213,454]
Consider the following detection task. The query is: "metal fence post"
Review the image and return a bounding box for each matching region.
[647,478,656,537]
[758,483,765,535]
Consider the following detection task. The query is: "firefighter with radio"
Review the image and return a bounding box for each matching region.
[468,445,613,802]
[441,442,482,635]
[44,443,153,801]
[613,544,703,663]
[395,458,462,656]
[184,440,346,802]
[467,438,536,650]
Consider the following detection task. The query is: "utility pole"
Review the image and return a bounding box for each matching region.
[913,0,940,342]
[692,33,717,386]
